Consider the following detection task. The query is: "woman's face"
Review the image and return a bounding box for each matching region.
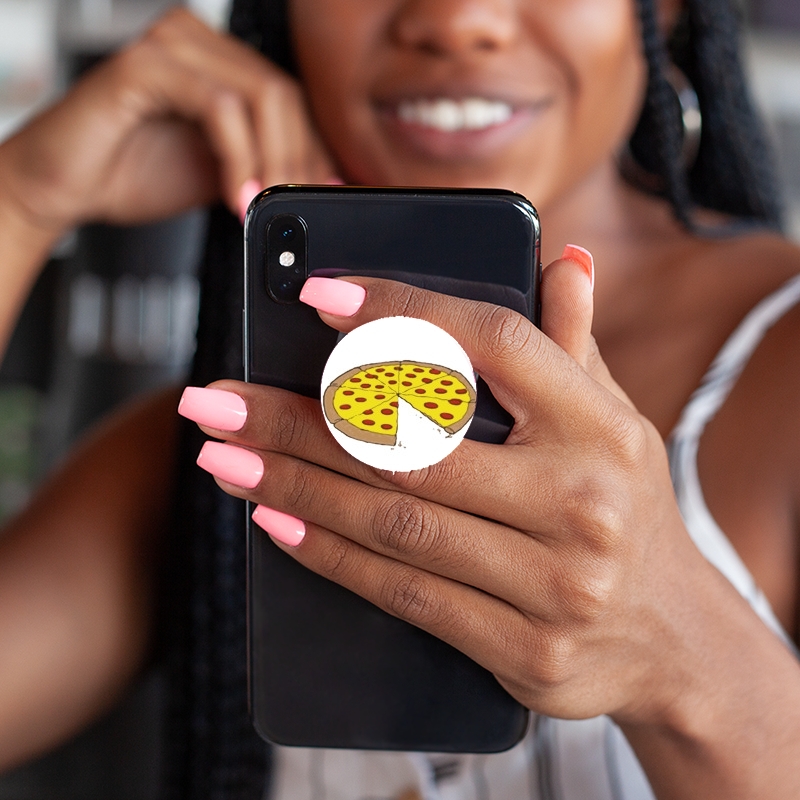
[289,0,650,212]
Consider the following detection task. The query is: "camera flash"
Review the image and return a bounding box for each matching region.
[279,251,295,267]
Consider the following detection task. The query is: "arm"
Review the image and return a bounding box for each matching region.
[0,388,179,772]
[0,7,335,358]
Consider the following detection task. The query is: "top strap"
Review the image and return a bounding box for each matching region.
[671,273,800,442]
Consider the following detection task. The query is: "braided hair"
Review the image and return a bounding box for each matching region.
[161,2,783,798]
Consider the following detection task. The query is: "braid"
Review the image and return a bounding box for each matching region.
[630,0,695,227]
[632,0,783,229]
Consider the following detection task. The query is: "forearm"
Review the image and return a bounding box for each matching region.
[0,388,179,771]
[618,558,800,799]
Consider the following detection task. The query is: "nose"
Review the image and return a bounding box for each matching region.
[390,0,518,57]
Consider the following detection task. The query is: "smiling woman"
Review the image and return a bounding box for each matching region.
[0,0,798,798]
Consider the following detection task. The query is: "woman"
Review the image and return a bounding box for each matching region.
[0,0,798,797]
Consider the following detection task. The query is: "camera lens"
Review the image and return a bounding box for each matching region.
[267,214,307,303]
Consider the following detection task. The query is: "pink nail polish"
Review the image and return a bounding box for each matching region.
[196,441,263,488]
[299,277,366,317]
[179,387,247,431]
[561,244,595,293]
[238,179,262,223]
[252,505,306,547]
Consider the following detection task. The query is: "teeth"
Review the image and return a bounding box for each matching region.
[397,98,513,132]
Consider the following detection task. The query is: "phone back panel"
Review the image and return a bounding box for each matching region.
[245,187,539,752]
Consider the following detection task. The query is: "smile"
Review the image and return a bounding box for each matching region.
[396,97,513,132]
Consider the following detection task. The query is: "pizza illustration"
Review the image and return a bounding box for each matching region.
[323,361,477,446]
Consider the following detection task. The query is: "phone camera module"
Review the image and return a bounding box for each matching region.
[266,214,307,303]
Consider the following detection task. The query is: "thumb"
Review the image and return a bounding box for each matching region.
[541,245,635,407]
[540,244,595,367]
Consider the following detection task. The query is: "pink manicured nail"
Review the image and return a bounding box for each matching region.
[196,441,263,488]
[299,277,366,316]
[238,178,262,223]
[561,244,595,293]
[179,387,247,431]
[252,505,306,547]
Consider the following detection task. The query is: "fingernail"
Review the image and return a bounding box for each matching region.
[561,244,595,293]
[299,277,365,316]
[252,505,306,547]
[238,178,262,223]
[197,441,263,488]
[179,387,247,431]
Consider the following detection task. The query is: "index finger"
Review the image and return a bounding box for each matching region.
[299,275,606,433]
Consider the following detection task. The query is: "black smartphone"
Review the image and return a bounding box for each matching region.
[244,185,540,753]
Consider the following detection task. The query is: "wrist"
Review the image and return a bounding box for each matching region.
[613,556,800,797]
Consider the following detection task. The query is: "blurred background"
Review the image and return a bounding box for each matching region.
[0,0,797,796]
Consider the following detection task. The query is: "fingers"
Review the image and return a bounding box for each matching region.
[177,381,638,545]
[205,442,557,612]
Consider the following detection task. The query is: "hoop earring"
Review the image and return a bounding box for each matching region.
[619,64,702,193]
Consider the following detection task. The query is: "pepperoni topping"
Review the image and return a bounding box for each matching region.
[363,409,373,415]
[434,388,446,394]
[381,424,393,430]
[351,377,361,383]
[362,419,375,426]
[339,404,351,410]
[390,401,399,407]
[413,367,424,373]
[365,373,378,379]
[441,380,453,386]
[449,398,463,405]
[355,396,367,403]
[380,408,394,415]
[402,381,412,387]
[414,388,425,394]
[375,394,386,400]
[440,413,454,420]
[424,402,438,409]
[375,367,385,373]
[385,372,395,377]
[430,369,441,374]
[455,388,467,395]
[388,380,397,385]
[361,383,372,389]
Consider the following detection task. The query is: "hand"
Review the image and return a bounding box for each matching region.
[183,253,716,730]
[0,8,336,235]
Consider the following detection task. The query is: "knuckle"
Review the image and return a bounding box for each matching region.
[382,570,442,627]
[531,630,576,688]
[282,460,317,514]
[478,305,539,365]
[560,557,619,623]
[316,535,351,582]
[270,400,307,452]
[561,477,628,553]
[373,495,439,558]
[391,281,432,320]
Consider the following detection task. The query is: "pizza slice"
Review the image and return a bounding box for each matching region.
[332,398,399,446]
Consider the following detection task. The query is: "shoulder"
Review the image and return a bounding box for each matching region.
[696,231,800,630]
